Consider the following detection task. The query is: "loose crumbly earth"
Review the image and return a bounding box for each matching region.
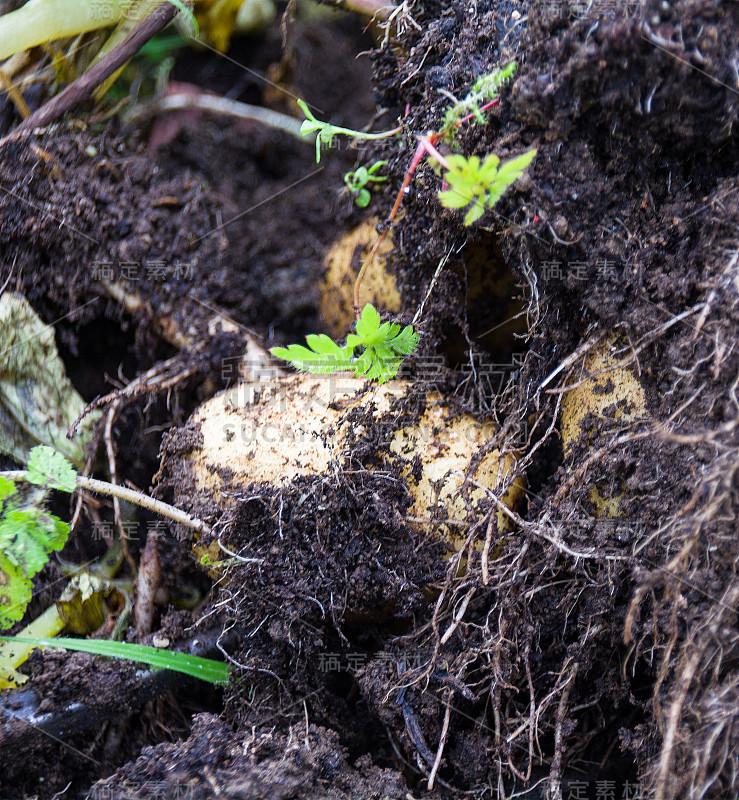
[0,1,737,799]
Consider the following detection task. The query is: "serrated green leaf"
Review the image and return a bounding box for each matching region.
[0,551,32,629]
[464,199,487,225]
[304,334,346,355]
[270,342,354,376]
[0,508,68,578]
[388,326,420,355]
[437,148,535,226]
[354,304,382,339]
[444,154,469,171]
[1,510,49,576]
[26,446,77,493]
[439,187,475,209]
[272,304,419,385]
[477,153,501,181]
[495,149,537,185]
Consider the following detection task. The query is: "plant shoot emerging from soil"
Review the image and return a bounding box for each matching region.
[436,149,538,224]
[351,61,535,313]
[297,100,402,163]
[270,303,419,383]
[344,160,388,207]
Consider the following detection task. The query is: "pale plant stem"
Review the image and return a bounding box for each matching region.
[0,471,211,535]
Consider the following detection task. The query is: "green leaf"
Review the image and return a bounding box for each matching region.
[0,477,15,504]
[270,338,354,376]
[0,636,229,685]
[26,446,77,493]
[464,198,487,225]
[0,509,68,578]
[367,160,388,177]
[271,304,419,385]
[494,148,538,186]
[355,303,382,340]
[477,153,501,181]
[437,148,536,226]
[355,189,371,207]
[438,187,474,209]
[0,552,32,629]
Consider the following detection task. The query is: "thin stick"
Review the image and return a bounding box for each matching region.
[427,690,452,790]
[13,2,178,135]
[549,661,578,800]
[129,92,306,140]
[0,471,211,535]
[104,399,136,575]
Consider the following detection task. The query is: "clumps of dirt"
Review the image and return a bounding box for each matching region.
[335,0,739,797]
[0,648,192,797]
[1,0,737,797]
[87,712,408,800]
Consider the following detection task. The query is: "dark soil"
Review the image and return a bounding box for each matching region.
[0,1,737,799]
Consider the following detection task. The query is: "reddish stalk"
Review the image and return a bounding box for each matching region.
[352,97,500,317]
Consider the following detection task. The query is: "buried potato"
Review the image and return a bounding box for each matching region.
[559,336,648,517]
[162,373,524,597]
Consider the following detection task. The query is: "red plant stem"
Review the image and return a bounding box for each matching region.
[352,96,501,317]
[455,96,499,128]
[353,132,439,316]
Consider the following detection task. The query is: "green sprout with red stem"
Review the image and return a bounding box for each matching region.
[272,62,536,384]
[351,61,537,318]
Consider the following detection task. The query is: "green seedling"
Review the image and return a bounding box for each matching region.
[0,636,229,684]
[0,445,211,632]
[440,61,517,137]
[351,61,535,315]
[271,303,419,384]
[344,160,388,207]
[297,100,402,163]
[437,149,538,225]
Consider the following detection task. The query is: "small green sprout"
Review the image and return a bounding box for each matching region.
[437,148,537,225]
[344,160,388,207]
[441,61,517,138]
[270,303,419,384]
[297,100,401,163]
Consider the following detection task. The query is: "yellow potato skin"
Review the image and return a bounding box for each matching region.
[560,338,647,459]
[184,375,523,553]
[319,219,401,338]
[560,338,648,518]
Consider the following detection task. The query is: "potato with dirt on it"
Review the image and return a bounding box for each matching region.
[560,337,647,458]
[319,218,401,339]
[560,337,648,517]
[181,373,523,556]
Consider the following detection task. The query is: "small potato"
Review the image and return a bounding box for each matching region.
[560,337,648,517]
[183,374,523,553]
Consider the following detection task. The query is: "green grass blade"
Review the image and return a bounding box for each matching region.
[0,636,229,685]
